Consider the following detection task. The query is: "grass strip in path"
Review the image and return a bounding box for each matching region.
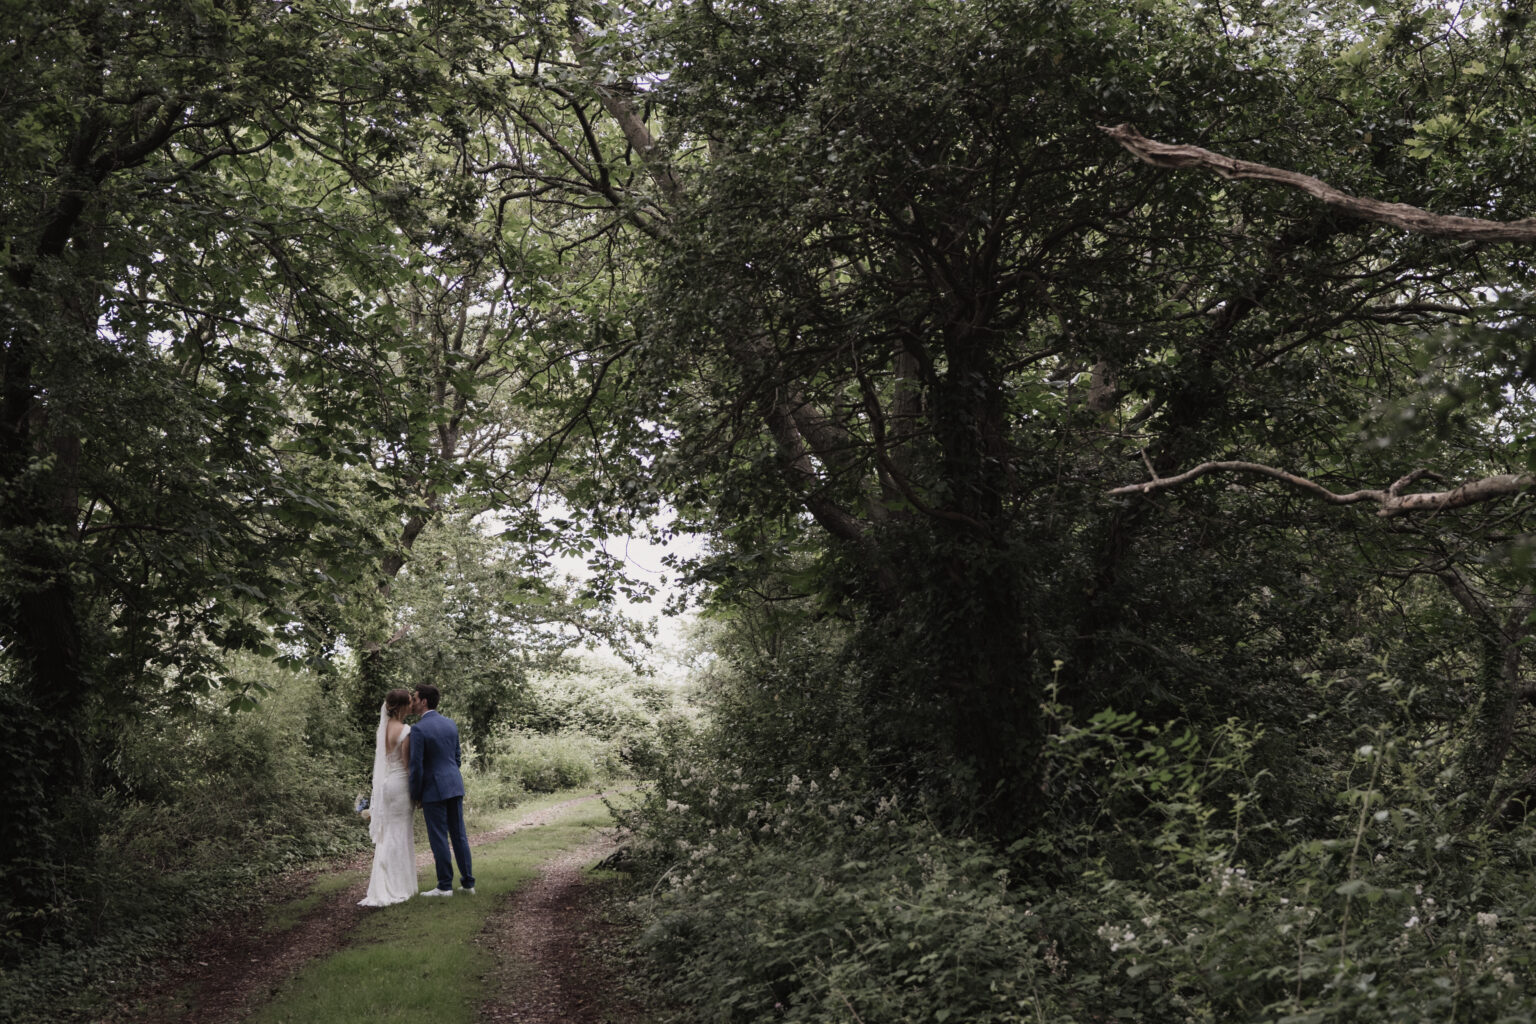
[112,790,622,1024]
[247,799,616,1024]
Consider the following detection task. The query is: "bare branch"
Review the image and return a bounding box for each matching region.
[1108,460,1536,517]
[1102,123,1536,243]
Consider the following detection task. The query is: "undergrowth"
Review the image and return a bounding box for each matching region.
[621,682,1536,1023]
[0,656,655,1024]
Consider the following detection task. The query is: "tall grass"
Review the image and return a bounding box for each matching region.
[623,693,1536,1023]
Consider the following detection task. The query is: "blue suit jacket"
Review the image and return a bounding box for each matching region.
[408,710,466,804]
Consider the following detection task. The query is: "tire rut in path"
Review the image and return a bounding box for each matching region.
[476,831,642,1024]
[108,792,613,1024]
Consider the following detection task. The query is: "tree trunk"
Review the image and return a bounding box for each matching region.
[0,273,93,949]
[1439,574,1534,817]
[925,323,1041,828]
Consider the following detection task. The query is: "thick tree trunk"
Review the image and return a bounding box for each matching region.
[926,324,1042,828]
[354,512,432,731]
[0,277,93,949]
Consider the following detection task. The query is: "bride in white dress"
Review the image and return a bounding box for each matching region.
[359,688,417,907]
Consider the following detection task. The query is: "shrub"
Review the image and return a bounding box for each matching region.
[517,658,697,743]
[622,685,1536,1023]
[0,659,365,1024]
[482,728,626,794]
[621,755,1060,1023]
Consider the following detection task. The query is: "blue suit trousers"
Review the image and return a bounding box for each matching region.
[422,796,474,891]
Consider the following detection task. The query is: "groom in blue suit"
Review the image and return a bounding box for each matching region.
[409,684,475,896]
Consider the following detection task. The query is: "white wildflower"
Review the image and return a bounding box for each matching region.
[1214,864,1254,896]
[1477,912,1499,930]
[1096,924,1136,952]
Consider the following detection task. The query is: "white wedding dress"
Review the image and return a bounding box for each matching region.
[359,712,416,907]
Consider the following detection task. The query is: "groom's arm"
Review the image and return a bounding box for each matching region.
[409,724,425,802]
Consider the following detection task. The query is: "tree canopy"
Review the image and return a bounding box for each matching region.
[9,1,1536,1016]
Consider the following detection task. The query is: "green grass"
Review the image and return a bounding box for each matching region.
[254,789,623,939]
[261,871,361,934]
[249,796,615,1024]
[465,786,620,833]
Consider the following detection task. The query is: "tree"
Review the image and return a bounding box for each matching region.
[462,0,1536,833]
[383,512,650,764]
[0,0,499,947]
[1101,111,1536,811]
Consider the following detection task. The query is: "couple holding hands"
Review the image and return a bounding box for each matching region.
[359,684,476,907]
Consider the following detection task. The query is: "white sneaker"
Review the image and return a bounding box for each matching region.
[420,888,453,897]
[464,887,476,895]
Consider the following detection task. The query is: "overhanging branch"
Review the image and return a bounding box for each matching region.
[1102,123,1536,243]
[1108,460,1536,517]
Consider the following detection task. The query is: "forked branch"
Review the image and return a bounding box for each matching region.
[1108,460,1536,517]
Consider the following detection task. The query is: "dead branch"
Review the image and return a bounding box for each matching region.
[1108,460,1535,517]
[1101,123,1536,243]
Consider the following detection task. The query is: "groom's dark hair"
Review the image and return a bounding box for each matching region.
[414,684,441,710]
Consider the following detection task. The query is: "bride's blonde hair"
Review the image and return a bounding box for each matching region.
[384,688,412,718]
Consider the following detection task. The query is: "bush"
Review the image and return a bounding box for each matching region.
[518,658,697,743]
[481,728,626,795]
[0,659,365,1024]
[621,754,1057,1023]
[622,684,1536,1023]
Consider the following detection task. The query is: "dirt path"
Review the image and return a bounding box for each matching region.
[476,831,643,1024]
[108,792,624,1024]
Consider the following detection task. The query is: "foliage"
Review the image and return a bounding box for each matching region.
[518,653,698,740]
[463,652,697,802]
[623,678,1536,1023]
[8,0,1536,1019]
[551,0,1534,836]
[475,729,625,801]
[0,0,498,946]
[363,514,653,759]
[0,659,365,1021]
